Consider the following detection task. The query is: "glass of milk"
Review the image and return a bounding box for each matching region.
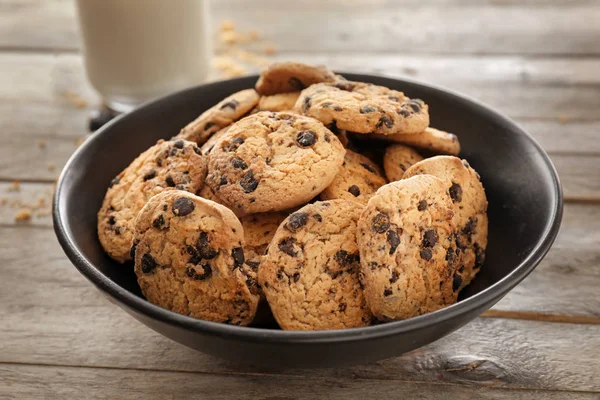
[76,0,210,113]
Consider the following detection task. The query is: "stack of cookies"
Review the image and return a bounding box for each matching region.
[97,62,488,330]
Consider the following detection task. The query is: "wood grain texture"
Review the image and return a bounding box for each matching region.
[2,364,598,400]
[2,0,600,56]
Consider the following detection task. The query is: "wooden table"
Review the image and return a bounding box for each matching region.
[1,1,599,398]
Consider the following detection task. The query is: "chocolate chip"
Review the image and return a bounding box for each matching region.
[169,148,179,157]
[231,157,248,169]
[462,160,471,169]
[399,163,407,172]
[186,263,212,280]
[376,116,394,129]
[360,106,377,114]
[446,247,456,264]
[243,261,259,272]
[371,212,390,233]
[240,170,259,193]
[278,237,299,257]
[324,133,331,142]
[165,175,176,187]
[360,162,377,174]
[296,130,317,147]
[232,247,245,268]
[453,273,463,291]
[339,303,347,312]
[141,254,157,274]
[162,204,168,211]
[333,106,343,112]
[219,175,228,187]
[449,183,463,203]
[398,108,411,118]
[143,169,156,181]
[108,215,116,225]
[420,248,433,261]
[302,96,312,112]
[220,100,239,110]
[276,270,284,280]
[222,136,244,152]
[288,77,305,90]
[408,101,421,112]
[173,139,185,149]
[474,243,485,269]
[197,231,218,259]
[348,185,361,197]
[334,250,360,268]
[322,103,333,109]
[114,227,122,235]
[386,230,400,254]
[204,122,215,131]
[172,197,194,216]
[462,217,478,239]
[455,235,468,251]
[313,214,322,222]
[390,271,399,283]
[193,145,201,155]
[109,177,121,188]
[152,215,165,228]
[130,241,138,259]
[422,229,438,248]
[293,272,301,282]
[383,288,393,296]
[286,212,308,231]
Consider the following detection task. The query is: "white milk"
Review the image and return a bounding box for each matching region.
[76,0,210,112]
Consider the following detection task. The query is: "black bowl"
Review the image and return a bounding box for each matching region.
[53,73,562,368]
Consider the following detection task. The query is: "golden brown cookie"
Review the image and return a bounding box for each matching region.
[383,144,424,181]
[132,190,259,325]
[206,111,346,214]
[259,200,372,330]
[257,92,301,112]
[177,89,259,145]
[98,139,207,263]
[403,156,488,290]
[295,81,429,135]
[320,149,387,204]
[255,62,337,95]
[357,175,459,321]
[372,127,460,156]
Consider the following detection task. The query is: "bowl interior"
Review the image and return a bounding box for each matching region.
[55,74,561,331]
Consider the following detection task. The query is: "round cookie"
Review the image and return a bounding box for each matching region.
[320,149,387,204]
[259,200,372,330]
[357,175,459,321]
[132,190,259,325]
[403,156,488,291]
[383,144,424,181]
[98,139,207,263]
[371,127,460,156]
[177,89,259,145]
[200,125,231,155]
[239,212,288,298]
[257,92,301,112]
[295,81,429,135]
[206,111,346,214]
[255,62,337,95]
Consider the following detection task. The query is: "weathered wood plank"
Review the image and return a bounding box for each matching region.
[2,364,598,400]
[2,0,600,56]
[0,205,599,391]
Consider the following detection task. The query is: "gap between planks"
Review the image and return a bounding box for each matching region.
[481,310,600,325]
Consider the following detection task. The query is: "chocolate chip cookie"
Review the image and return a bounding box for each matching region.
[206,111,346,214]
[177,89,259,145]
[259,200,372,330]
[403,156,488,291]
[295,81,429,135]
[98,139,207,263]
[357,175,459,321]
[255,62,337,95]
[383,144,424,181]
[200,125,231,155]
[257,92,301,112]
[239,211,288,298]
[132,190,259,325]
[372,127,460,156]
[320,149,387,204]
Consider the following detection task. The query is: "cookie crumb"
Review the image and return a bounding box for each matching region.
[74,136,86,147]
[264,44,277,55]
[48,163,56,172]
[0,197,6,206]
[248,29,260,41]
[7,180,20,192]
[220,20,235,32]
[221,31,239,45]
[38,139,46,149]
[63,90,88,109]
[15,208,32,222]
[558,114,569,124]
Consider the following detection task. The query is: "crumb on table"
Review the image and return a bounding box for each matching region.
[7,180,20,192]
[48,163,56,172]
[14,208,32,222]
[220,20,235,32]
[264,44,277,55]
[38,139,46,149]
